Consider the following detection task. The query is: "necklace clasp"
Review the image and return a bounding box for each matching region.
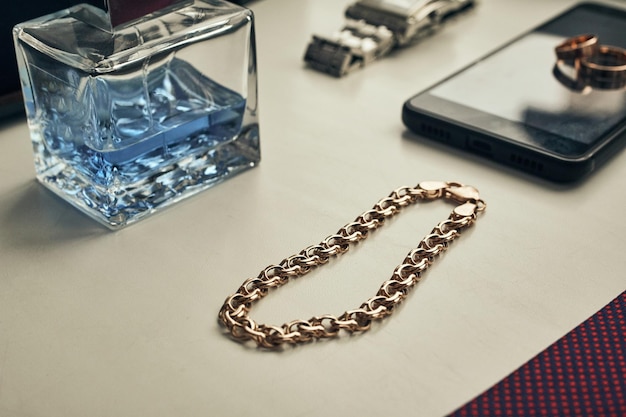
[446,184,486,214]
[445,184,480,204]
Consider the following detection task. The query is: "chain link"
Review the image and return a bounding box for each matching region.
[218,181,486,348]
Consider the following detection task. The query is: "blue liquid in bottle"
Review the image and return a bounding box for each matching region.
[15,1,260,228]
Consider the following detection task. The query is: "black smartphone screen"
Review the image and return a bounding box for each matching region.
[403,2,626,181]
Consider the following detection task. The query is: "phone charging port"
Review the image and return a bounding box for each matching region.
[468,137,492,155]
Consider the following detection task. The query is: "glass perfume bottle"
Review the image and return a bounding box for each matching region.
[13,0,260,229]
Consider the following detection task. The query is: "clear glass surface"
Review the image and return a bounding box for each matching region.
[14,0,260,228]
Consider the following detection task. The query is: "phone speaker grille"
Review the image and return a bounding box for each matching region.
[420,123,451,141]
[509,153,544,173]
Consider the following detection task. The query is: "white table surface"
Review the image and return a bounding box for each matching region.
[1,1,625,416]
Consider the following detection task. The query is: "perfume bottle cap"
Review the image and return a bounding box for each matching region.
[105,0,182,27]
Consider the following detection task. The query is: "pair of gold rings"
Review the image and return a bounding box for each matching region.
[553,34,626,92]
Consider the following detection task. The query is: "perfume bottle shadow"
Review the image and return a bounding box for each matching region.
[2,180,106,249]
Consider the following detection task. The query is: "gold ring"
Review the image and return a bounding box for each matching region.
[555,34,599,65]
[552,61,590,93]
[579,45,626,89]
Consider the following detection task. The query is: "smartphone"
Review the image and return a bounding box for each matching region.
[402,2,626,182]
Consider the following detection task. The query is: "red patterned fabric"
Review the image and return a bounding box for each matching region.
[449,291,626,417]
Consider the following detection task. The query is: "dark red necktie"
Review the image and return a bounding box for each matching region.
[448,291,625,417]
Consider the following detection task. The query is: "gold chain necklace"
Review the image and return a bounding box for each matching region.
[218,181,486,348]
